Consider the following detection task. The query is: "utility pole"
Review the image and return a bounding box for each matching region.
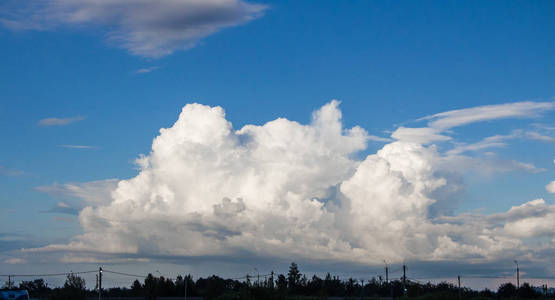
[457,276,461,300]
[7,275,11,289]
[246,274,252,300]
[402,264,407,297]
[360,279,365,300]
[383,260,389,283]
[514,260,519,289]
[184,274,188,300]
[98,267,102,300]
[253,267,259,287]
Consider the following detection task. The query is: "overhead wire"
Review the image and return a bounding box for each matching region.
[102,270,146,278]
[0,270,97,277]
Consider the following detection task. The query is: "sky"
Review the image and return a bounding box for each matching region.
[0,0,554,291]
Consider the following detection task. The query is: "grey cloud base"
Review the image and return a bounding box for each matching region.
[1,0,266,57]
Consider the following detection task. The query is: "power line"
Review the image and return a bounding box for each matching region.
[100,269,273,281]
[408,275,511,281]
[0,270,97,277]
[461,275,510,279]
[407,277,425,284]
[389,267,403,274]
[228,273,272,280]
[102,270,145,278]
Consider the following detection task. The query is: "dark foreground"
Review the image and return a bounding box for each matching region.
[7,263,554,300]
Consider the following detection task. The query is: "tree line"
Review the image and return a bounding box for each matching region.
[5,262,554,299]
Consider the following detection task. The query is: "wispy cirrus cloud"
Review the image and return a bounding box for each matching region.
[391,127,451,144]
[391,101,555,150]
[37,179,118,215]
[38,116,85,126]
[1,0,267,58]
[3,257,27,264]
[532,123,555,131]
[446,134,511,156]
[366,135,393,143]
[0,233,39,252]
[419,101,555,130]
[0,165,24,176]
[446,129,555,156]
[525,131,555,143]
[135,66,161,74]
[58,144,95,149]
[36,179,119,208]
[440,153,546,175]
[40,201,81,215]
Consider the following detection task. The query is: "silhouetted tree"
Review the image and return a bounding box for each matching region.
[64,273,86,290]
[345,277,357,296]
[131,279,142,289]
[19,278,49,297]
[306,274,324,297]
[287,262,301,293]
[498,282,517,299]
[49,273,87,300]
[196,275,228,299]
[478,287,495,298]
[276,274,287,295]
[519,282,539,299]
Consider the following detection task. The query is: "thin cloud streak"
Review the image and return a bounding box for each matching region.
[36,179,119,207]
[393,101,554,147]
[58,144,95,149]
[391,127,451,144]
[0,165,24,176]
[419,101,555,130]
[3,257,27,264]
[447,129,554,156]
[135,66,160,74]
[38,116,85,126]
[367,135,393,143]
[525,131,555,143]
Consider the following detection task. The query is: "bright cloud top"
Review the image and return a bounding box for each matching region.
[1,0,266,57]
[30,101,555,270]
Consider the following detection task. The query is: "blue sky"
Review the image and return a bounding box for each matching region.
[1,0,554,290]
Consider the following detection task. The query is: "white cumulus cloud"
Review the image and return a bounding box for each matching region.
[28,101,555,271]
